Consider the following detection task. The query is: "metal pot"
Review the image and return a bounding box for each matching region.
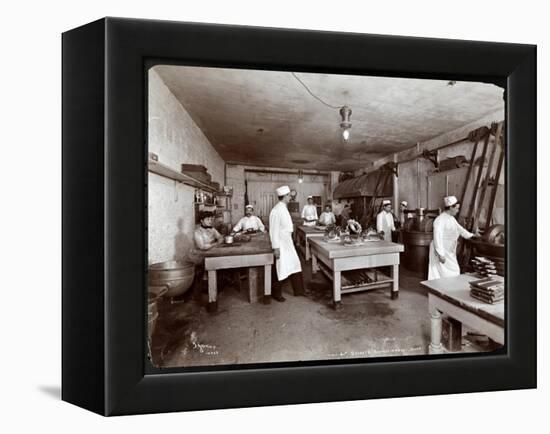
[402,230,433,276]
[149,261,195,298]
[224,235,234,244]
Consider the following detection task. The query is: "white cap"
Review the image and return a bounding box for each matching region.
[444,195,458,207]
[401,201,408,206]
[382,199,391,205]
[307,195,313,199]
[276,185,290,196]
[245,204,254,210]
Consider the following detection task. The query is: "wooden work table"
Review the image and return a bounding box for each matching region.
[202,232,273,312]
[308,238,404,309]
[421,274,505,353]
[296,225,326,261]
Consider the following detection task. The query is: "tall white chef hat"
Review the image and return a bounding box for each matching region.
[382,199,391,205]
[245,204,254,210]
[401,200,408,206]
[276,185,290,196]
[444,195,458,207]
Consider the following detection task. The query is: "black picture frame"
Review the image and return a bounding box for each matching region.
[62,17,536,416]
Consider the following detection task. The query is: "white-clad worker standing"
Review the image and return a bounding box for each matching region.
[376,199,395,241]
[399,200,413,226]
[319,204,336,226]
[428,195,477,280]
[268,185,306,302]
[301,195,318,227]
[232,204,265,233]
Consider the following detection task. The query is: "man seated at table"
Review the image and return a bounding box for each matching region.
[194,210,223,250]
[318,204,336,226]
[232,204,265,233]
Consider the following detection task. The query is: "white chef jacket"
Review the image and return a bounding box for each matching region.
[232,215,265,233]
[428,212,474,280]
[301,204,318,227]
[269,201,302,281]
[376,210,395,241]
[319,211,336,226]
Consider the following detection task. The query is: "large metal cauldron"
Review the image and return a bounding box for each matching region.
[149,261,195,298]
[468,224,505,276]
[402,231,433,275]
[401,209,437,276]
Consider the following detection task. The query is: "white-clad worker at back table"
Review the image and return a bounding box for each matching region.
[267,185,308,303]
[395,200,413,243]
[318,204,336,226]
[376,199,395,241]
[428,195,479,280]
[301,195,318,227]
[399,200,414,226]
[232,204,265,233]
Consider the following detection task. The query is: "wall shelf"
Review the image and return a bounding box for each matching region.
[148,158,218,193]
[194,202,226,209]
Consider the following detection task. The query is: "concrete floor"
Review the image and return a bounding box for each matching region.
[150,260,498,368]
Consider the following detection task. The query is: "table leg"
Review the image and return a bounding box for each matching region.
[207,270,218,313]
[391,264,399,300]
[261,264,272,305]
[333,270,342,310]
[305,239,310,261]
[312,253,319,274]
[247,267,259,303]
[429,308,444,354]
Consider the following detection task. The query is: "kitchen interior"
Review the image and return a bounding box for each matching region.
[147,65,506,368]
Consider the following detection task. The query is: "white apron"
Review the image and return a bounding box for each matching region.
[269,201,302,280]
[301,204,318,227]
[376,210,395,242]
[428,212,473,280]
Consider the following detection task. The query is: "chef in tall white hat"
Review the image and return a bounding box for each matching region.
[428,195,476,280]
[232,204,265,233]
[301,195,318,227]
[376,199,395,241]
[267,185,306,302]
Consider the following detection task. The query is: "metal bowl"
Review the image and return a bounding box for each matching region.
[149,261,195,298]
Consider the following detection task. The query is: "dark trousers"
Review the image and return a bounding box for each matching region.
[271,265,305,297]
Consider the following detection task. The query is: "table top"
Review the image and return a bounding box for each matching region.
[421,274,504,327]
[308,238,404,259]
[297,225,326,235]
[202,233,273,258]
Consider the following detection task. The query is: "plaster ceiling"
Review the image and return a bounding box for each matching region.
[153,65,504,172]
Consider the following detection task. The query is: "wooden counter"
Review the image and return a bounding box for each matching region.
[296,225,326,261]
[203,233,273,311]
[421,274,505,353]
[308,238,404,308]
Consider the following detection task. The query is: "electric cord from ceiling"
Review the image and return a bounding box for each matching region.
[291,72,342,110]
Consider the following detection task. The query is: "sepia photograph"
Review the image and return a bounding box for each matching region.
[147,64,506,368]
